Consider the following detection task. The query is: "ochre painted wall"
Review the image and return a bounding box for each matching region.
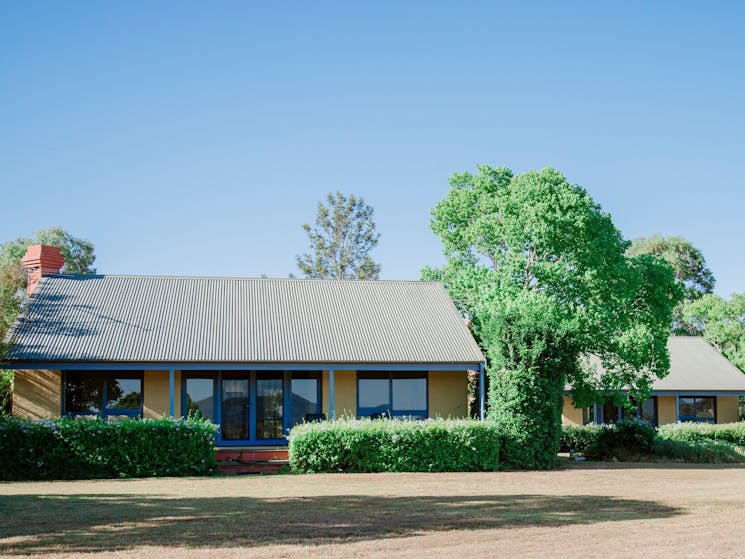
[717,396,740,423]
[657,396,677,425]
[561,396,584,426]
[12,369,61,419]
[143,370,181,418]
[429,371,468,418]
[322,370,357,418]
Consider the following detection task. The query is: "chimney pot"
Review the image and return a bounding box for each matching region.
[21,245,66,296]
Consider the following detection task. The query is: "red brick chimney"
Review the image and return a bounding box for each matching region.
[21,245,66,296]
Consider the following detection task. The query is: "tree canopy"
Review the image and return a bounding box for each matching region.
[424,166,681,468]
[296,192,381,280]
[682,293,745,372]
[627,235,715,334]
[627,235,715,301]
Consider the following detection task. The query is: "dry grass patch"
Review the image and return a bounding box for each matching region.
[2,463,745,558]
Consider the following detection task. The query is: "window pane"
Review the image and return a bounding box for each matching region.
[222,379,249,440]
[185,378,214,420]
[640,398,656,424]
[392,378,426,412]
[602,402,619,423]
[679,397,696,418]
[65,375,103,414]
[358,379,389,410]
[256,376,284,439]
[291,377,320,425]
[696,397,715,419]
[107,378,142,410]
[583,406,595,425]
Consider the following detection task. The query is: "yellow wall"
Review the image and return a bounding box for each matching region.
[561,396,584,426]
[143,370,181,418]
[322,370,357,418]
[656,396,676,425]
[429,371,468,418]
[717,396,740,423]
[12,369,61,419]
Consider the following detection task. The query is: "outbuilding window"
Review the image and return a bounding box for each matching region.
[678,396,716,422]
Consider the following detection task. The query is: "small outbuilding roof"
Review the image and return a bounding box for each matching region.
[578,336,745,394]
[652,336,745,393]
[4,275,485,366]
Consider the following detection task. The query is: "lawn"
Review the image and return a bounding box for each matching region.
[2,462,745,558]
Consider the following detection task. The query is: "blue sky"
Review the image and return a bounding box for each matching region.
[1,2,743,296]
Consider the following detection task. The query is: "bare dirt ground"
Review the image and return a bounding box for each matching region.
[1,462,745,559]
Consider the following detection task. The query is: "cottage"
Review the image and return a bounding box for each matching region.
[562,336,745,426]
[3,245,486,447]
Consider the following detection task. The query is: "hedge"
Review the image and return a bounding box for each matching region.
[288,418,501,473]
[657,422,745,447]
[560,424,602,453]
[0,416,218,480]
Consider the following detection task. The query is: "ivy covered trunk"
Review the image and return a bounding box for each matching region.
[482,293,579,470]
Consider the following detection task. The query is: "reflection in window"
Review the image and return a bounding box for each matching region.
[291,374,321,425]
[222,379,249,440]
[107,378,142,409]
[184,378,214,420]
[65,376,103,414]
[64,372,142,417]
[679,396,716,422]
[256,375,283,439]
[358,373,428,419]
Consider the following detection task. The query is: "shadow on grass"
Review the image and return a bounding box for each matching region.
[0,493,681,554]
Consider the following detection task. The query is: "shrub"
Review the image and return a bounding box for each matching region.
[657,422,745,447]
[0,416,218,480]
[584,418,656,460]
[560,424,602,453]
[288,418,501,473]
[651,438,745,463]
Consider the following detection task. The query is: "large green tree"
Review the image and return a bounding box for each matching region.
[682,293,745,419]
[682,293,745,372]
[627,235,715,333]
[424,166,680,468]
[296,192,381,280]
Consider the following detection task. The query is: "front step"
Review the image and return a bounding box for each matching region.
[215,447,289,475]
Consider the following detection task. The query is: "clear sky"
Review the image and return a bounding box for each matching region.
[1,2,743,296]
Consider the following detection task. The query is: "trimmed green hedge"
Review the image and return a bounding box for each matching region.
[657,422,745,447]
[651,437,745,463]
[0,416,218,480]
[288,418,501,473]
[560,424,602,453]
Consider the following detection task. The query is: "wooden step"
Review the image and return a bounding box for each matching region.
[215,449,289,462]
[217,460,288,475]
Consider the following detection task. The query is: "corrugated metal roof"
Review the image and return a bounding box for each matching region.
[581,336,745,393]
[4,275,485,365]
[653,336,745,392]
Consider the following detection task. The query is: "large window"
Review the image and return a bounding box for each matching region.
[357,373,427,419]
[291,372,322,426]
[64,372,142,418]
[678,396,716,422]
[184,377,215,420]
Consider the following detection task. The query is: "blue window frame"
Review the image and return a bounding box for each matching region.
[678,396,716,422]
[181,370,322,446]
[63,371,143,418]
[357,372,428,419]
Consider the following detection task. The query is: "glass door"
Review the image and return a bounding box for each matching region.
[256,373,284,439]
[221,378,249,440]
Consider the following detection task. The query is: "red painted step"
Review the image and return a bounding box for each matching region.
[217,461,287,475]
[215,449,289,462]
[215,448,289,475]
